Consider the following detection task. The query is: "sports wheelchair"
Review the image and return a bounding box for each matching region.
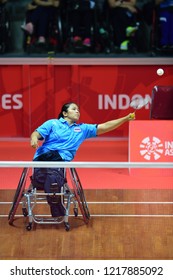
[8,167,90,231]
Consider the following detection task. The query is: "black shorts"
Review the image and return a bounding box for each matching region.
[33,150,63,162]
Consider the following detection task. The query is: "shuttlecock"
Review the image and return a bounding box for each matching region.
[157,68,164,76]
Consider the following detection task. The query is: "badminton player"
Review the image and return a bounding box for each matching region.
[30,102,135,160]
[30,102,135,217]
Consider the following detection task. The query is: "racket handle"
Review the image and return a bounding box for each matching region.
[129,112,135,120]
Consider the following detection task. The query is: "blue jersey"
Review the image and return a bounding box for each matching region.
[33,118,98,161]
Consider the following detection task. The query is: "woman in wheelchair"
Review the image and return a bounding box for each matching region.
[30,102,135,218]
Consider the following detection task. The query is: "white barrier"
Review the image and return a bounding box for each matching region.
[0,161,173,168]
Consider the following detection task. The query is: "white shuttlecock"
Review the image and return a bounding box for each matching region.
[157,68,164,76]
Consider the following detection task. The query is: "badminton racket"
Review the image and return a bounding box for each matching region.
[129,96,149,111]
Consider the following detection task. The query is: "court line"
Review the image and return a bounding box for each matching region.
[1,202,173,217]
[1,214,173,218]
[1,201,173,205]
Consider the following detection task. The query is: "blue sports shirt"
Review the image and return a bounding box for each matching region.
[33,118,98,161]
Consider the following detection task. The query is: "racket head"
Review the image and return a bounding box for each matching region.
[130,97,149,110]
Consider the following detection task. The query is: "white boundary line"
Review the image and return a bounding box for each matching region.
[1,201,173,218]
[1,214,173,218]
[1,201,173,205]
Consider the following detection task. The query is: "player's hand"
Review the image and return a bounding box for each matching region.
[128,112,135,120]
[30,138,39,149]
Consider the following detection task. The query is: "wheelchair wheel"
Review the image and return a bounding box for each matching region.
[69,168,90,224]
[8,168,29,225]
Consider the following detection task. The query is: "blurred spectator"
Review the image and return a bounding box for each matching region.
[21,0,60,44]
[96,0,115,53]
[135,0,156,52]
[107,0,138,51]
[156,0,173,49]
[136,0,155,25]
[68,0,96,47]
[0,0,9,54]
[0,0,7,4]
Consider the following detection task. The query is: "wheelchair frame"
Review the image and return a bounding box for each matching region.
[8,167,90,231]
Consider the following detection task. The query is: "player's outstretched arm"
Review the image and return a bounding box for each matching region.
[97,113,135,135]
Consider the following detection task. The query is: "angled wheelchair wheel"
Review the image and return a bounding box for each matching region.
[8,168,29,225]
[69,168,90,224]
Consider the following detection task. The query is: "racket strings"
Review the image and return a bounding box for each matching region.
[130,97,149,110]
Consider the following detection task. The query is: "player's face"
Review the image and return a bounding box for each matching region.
[64,103,80,123]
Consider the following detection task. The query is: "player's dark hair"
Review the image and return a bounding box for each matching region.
[58,102,75,119]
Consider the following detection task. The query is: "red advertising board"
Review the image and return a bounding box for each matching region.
[129,121,173,177]
[0,64,173,137]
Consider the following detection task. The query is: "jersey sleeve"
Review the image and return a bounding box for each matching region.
[36,119,54,139]
[82,123,98,139]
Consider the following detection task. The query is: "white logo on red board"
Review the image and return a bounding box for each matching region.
[139,136,164,160]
